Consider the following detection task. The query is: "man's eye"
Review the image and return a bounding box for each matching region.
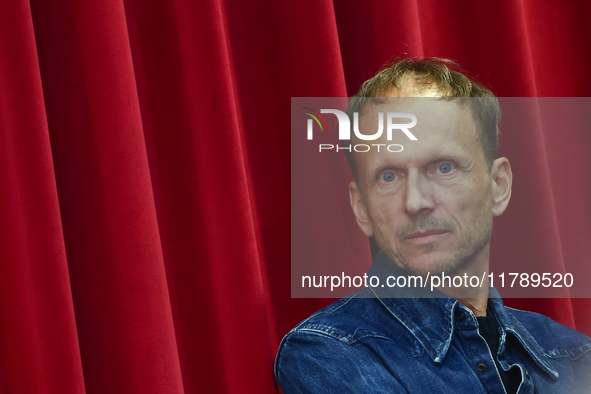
[380,172,396,182]
[438,163,454,174]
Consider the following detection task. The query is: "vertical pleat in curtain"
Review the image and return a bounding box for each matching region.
[0,1,84,392]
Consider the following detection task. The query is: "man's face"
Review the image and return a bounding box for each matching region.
[350,98,496,276]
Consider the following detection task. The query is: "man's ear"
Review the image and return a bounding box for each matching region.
[349,182,374,237]
[490,157,512,217]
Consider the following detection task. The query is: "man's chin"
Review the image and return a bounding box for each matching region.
[400,253,461,277]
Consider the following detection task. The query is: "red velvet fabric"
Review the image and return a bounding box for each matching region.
[0,0,588,392]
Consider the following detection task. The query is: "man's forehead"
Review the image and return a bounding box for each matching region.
[362,95,464,113]
[354,98,482,172]
[358,97,477,139]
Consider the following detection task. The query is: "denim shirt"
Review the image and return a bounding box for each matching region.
[275,253,591,393]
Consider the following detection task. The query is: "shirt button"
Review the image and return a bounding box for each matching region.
[525,369,530,379]
[477,362,487,372]
[455,311,466,321]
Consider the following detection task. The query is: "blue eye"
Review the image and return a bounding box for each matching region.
[438,163,453,174]
[381,172,396,182]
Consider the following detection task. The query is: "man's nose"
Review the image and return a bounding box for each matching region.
[404,172,435,216]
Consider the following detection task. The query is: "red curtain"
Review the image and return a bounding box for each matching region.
[1,0,590,393]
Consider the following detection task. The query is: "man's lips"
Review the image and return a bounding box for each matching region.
[405,229,449,245]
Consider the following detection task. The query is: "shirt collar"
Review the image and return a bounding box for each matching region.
[366,252,558,379]
[488,290,559,379]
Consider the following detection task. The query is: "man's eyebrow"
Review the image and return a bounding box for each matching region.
[368,154,471,177]
[426,156,460,166]
[424,152,471,167]
[370,163,405,176]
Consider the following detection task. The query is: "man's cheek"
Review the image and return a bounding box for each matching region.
[372,200,401,224]
[370,209,390,227]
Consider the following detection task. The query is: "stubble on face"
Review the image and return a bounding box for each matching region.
[375,196,493,278]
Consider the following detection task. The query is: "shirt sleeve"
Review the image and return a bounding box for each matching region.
[275,329,409,393]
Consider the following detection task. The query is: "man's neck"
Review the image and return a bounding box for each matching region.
[436,248,491,317]
[455,296,489,317]
[437,283,489,316]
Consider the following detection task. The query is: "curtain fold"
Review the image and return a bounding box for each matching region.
[0,1,85,392]
[0,0,588,393]
[28,0,184,392]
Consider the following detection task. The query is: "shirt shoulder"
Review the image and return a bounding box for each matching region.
[274,290,417,392]
[279,289,417,348]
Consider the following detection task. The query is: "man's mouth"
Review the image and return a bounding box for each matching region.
[405,229,449,245]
